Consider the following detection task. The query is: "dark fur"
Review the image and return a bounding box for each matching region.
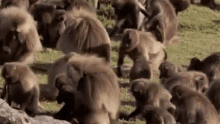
[141,0,178,45]
[1,62,40,117]
[169,0,190,15]
[162,71,209,93]
[56,0,111,63]
[54,53,120,123]
[201,0,217,9]
[1,0,29,10]
[171,85,220,124]
[141,105,176,124]
[117,29,166,78]
[30,2,66,48]
[0,7,42,65]
[205,79,220,114]
[127,78,174,120]
[188,52,220,82]
[109,0,150,37]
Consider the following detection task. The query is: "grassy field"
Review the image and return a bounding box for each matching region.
[1,2,220,124]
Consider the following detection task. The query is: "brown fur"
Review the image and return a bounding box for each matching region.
[0,7,42,65]
[117,29,166,78]
[127,78,174,120]
[54,53,120,123]
[56,0,111,63]
[1,0,29,10]
[1,62,40,117]
[162,71,209,93]
[169,0,190,15]
[141,0,178,45]
[171,85,220,124]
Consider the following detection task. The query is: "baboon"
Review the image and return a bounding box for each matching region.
[56,0,111,63]
[117,29,166,78]
[205,79,220,114]
[109,0,150,37]
[141,105,176,124]
[162,71,209,93]
[62,0,96,13]
[1,0,29,10]
[200,0,217,9]
[171,85,220,124]
[169,0,190,15]
[30,2,66,48]
[188,52,220,82]
[127,78,175,120]
[141,0,178,45]
[54,53,120,123]
[0,7,42,65]
[1,62,40,117]
[41,53,75,101]
[159,61,184,81]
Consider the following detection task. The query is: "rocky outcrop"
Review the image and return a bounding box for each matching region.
[0,99,70,124]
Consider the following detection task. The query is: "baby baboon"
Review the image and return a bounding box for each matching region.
[162,71,209,93]
[141,105,176,124]
[1,0,29,10]
[171,85,220,124]
[127,78,174,120]
[30,2,66,48]
[205,79,220,114]
[188,52,220,82]
[54,53,120,123]
[40,53,75,101]
[169,0,190,15]
[117,29,166,78]
[109,0,150,37]
[0,6,42,65]
[1,62,40,117]
[56,0,111,63]
[141,0,178,45]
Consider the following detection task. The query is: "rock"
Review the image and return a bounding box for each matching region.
[0,99,70,124]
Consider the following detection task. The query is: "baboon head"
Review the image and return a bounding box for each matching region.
[2,62,23,83]
[159,61,177,79]
[121,29,139,51]
[188,57,201,71]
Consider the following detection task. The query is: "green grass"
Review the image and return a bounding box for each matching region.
[2,3,220,124]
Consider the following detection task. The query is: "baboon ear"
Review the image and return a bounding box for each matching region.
[42,12,52,24]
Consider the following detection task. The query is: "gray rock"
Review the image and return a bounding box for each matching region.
[0,99,70,124]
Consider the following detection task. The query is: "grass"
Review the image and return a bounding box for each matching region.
[1,2,220,124]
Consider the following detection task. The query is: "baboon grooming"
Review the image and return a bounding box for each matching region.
[162,71,209,93]
[188,52,220,82]
[0,7,42,65]
[109,0,150,37]
[205,79,220,114]
[30,2,66,48]
[127,78,175,120]
[169,0,190,15]
[1,62,40,117]
[171,85,220,124]
[56,0,111,63]
[41,53,75,101]
[141,105,176,124]
[54,53,120,123]
[1,0,29,10]
[117,29,166,78]
[141,0,178,45]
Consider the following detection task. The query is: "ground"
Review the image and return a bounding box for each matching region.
[1,1,220,124]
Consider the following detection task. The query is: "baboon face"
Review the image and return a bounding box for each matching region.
[188,57,201,70]
[0,30,23,61]
[121,29,138,51]
[159,61,176,79]
[2,63,20,83]
[131,81,147,101]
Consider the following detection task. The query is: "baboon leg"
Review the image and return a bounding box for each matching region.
[1,83,7,99]
[109,19,126,38]
[19,52,35,65]
[54,104,73,120]
[117,47,126,77]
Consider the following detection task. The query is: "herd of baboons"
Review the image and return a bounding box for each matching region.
[0,0,219,124]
